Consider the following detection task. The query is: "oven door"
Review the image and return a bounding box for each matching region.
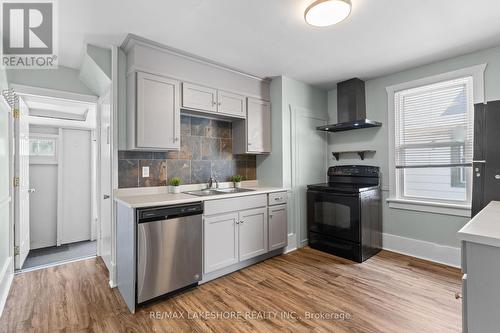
[307,190,360,243]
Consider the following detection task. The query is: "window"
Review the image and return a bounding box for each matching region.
[29,135,58,164]
[387,64,485,216]
[29,137,56,156]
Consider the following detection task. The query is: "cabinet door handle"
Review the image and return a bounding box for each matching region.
[455,292,462,299]
[174,137,179,142]
[240,220,244,224]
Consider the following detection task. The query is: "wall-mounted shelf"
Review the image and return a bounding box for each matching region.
[332,150,376,161]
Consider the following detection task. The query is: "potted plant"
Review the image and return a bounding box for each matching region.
[231,175,243,188]
[169,177,182,194]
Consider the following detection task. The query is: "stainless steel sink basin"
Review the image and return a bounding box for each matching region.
[184,189,220,197]
[184,188,255,197]
[214,188,255,194]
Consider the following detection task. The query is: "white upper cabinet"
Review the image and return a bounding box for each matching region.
[182,82,217,113]
[217,90,246,118]
[238,207,268,261]
[127,71,181,150]
[233,98,271,154]
[247,98,271,153]
[182,83,247,119]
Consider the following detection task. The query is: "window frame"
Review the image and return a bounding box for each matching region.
[386,64,486,217]
[29,133,59,165]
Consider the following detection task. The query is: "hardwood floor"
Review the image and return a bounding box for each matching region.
[0,248,462,333]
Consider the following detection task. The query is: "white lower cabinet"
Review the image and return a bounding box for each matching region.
[239,208,268,261]
[268,204,287,251]
[203,194,287,279]
[204,212,239,274]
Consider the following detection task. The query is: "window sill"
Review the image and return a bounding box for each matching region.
[386,198,471,217]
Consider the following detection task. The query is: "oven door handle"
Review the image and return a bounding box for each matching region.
[307,190,359,197]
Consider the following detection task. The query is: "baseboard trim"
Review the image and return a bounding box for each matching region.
[0,256,14,317]
[109,261,117,288]
[383,233,461,268]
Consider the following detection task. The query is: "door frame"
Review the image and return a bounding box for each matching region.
[14,97,30,269]
[289,105,328,250]
[11,85,100,270]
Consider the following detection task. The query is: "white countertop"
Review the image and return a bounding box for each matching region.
[115,185,287,209]
[458,201,500,247]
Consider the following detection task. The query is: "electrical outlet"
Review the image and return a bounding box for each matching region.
[142,166,150,178]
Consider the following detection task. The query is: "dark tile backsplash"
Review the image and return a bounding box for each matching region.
[118,115,257,188]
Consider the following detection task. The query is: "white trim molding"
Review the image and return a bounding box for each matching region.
[383,233,461,268]
[0,256,14,317]
[10,84,98,104]
[387,198,471,217]
[386,63,486,216]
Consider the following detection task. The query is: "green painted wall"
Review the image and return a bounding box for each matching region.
[257,76,328,247]
[328,45,500,247]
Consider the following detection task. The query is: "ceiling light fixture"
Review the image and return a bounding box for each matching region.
[304,0,352,27]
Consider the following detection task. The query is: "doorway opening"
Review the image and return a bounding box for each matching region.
[12,91,102,272]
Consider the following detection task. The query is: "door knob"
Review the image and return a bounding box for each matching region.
[28,188,36,194]
[495,175,500,180]
[103,195,110,200]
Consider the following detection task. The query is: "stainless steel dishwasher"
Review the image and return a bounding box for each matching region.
[136,202,203,304]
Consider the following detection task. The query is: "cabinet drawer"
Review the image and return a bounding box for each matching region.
[205,194,267,216]
[268,191,287,206]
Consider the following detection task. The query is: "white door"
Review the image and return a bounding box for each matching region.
[291,107,327,248]
[182,82,217,112]
[14,98,30,269]
[136,72,180,149]
[238,207,268,261]
[217,90,246,118]
[60,129,92,244]
[268,205,288,251]
[204,212,239,274]
[247,98,271,153]
[99,92,112,271]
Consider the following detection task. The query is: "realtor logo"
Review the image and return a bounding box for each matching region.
[1,0,58,68]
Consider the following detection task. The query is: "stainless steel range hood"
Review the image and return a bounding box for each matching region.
[317,78,382,132]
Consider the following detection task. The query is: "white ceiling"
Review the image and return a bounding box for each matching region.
[60,0,500,89]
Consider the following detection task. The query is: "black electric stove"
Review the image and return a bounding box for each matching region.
[307,165,382,262]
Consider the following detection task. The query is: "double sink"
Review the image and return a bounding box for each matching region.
[184,188,255,197]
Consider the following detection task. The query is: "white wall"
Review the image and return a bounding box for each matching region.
[328,45,500,249]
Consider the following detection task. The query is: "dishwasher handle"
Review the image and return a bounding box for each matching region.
[138,202,203,223]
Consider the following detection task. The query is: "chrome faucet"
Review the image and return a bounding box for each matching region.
[208,177,219,189]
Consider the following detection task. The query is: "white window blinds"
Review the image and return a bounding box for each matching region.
[394,77,474,169]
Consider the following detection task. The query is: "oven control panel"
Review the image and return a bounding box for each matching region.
[328,165,379,177]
